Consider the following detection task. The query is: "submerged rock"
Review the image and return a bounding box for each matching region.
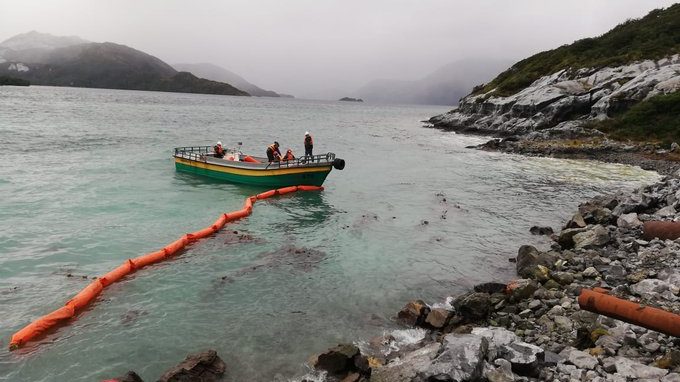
[397,300,430,327]
[312,343,360,375]
[529,226,554,235]
[158,350,226,382]
[110,371,143,382]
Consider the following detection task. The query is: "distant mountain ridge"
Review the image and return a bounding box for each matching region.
[173,63,283,97]
[356,58,513,106]
[0,31,249,96]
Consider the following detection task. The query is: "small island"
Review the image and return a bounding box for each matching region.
[0,76,30,86]
[338,97,363,102]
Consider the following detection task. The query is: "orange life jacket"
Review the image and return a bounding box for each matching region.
[267,144,281,159]
[304,135,313,147]
[283,151,295,161]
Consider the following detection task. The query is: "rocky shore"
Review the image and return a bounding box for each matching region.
[305,170,680,382]
[470,131,680,176]
[426,54,680,176]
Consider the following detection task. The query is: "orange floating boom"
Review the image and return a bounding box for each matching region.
[9,185,324,350]
[578,288,680,337]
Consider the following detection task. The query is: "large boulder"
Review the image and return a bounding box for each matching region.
[158,350,226,382]
[425,308,453,329]
[630,279,672,296]
[565,212,587,229]
[425,334,489,381]
[573,225,609,249]
[516,246,556,280]
[557,227,588,249]
[614,357,669,379]
[312,343,360,375]
[471,327,519,361]
[507,279,539,302]
[567,349,598,370]
[370,342,441,382]
[617,213,643,229]
[453,292,491,321]
[498,341,545,377]
[397,300,430,327]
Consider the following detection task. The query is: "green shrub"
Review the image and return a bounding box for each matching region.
[476,4,680,97]
[593,92,680,144]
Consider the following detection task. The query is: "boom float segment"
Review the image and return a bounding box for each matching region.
[8,185,323,350]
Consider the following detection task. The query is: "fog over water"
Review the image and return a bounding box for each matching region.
[1,0,677,98]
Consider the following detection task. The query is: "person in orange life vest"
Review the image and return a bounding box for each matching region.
[304,132,313,158]
[214,141,225,158]
[266,141,282,162]
[282,149,295,161]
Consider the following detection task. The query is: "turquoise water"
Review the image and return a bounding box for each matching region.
[0,86,659,381]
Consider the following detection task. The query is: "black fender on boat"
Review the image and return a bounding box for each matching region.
[333,158,346,170]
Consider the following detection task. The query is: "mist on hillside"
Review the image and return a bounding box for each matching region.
[1,0,678,102]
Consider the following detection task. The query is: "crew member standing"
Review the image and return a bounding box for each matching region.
[304,131,313,159]
[266,141,282,162]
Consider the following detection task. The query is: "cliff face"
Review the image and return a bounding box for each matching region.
[429,55,680,136]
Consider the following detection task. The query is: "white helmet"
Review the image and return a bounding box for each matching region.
[217,141,222,146]
[305,131,310,136]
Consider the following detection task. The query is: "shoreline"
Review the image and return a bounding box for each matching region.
[304,132,680,381]
[427,122,680,177]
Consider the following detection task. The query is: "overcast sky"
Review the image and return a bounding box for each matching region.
[1,0,677,98]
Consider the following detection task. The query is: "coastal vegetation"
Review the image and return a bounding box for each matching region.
[0,76,29,86]
[591,91,680,144]
[476,4,680,96]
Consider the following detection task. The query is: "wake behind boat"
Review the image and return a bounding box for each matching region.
[174,145,345,187]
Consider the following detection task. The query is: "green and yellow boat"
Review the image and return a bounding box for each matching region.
[174,146,345,187]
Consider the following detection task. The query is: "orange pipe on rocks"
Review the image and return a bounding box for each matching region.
[8,185,323,350]
[578,289,680,337]
[642,221,680,240]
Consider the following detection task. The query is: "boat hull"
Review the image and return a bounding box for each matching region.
[175,157,332,187]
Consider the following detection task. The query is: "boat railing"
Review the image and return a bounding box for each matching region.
[174,146,213,162]
[174,146,335,167]
[267,152,336,168]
